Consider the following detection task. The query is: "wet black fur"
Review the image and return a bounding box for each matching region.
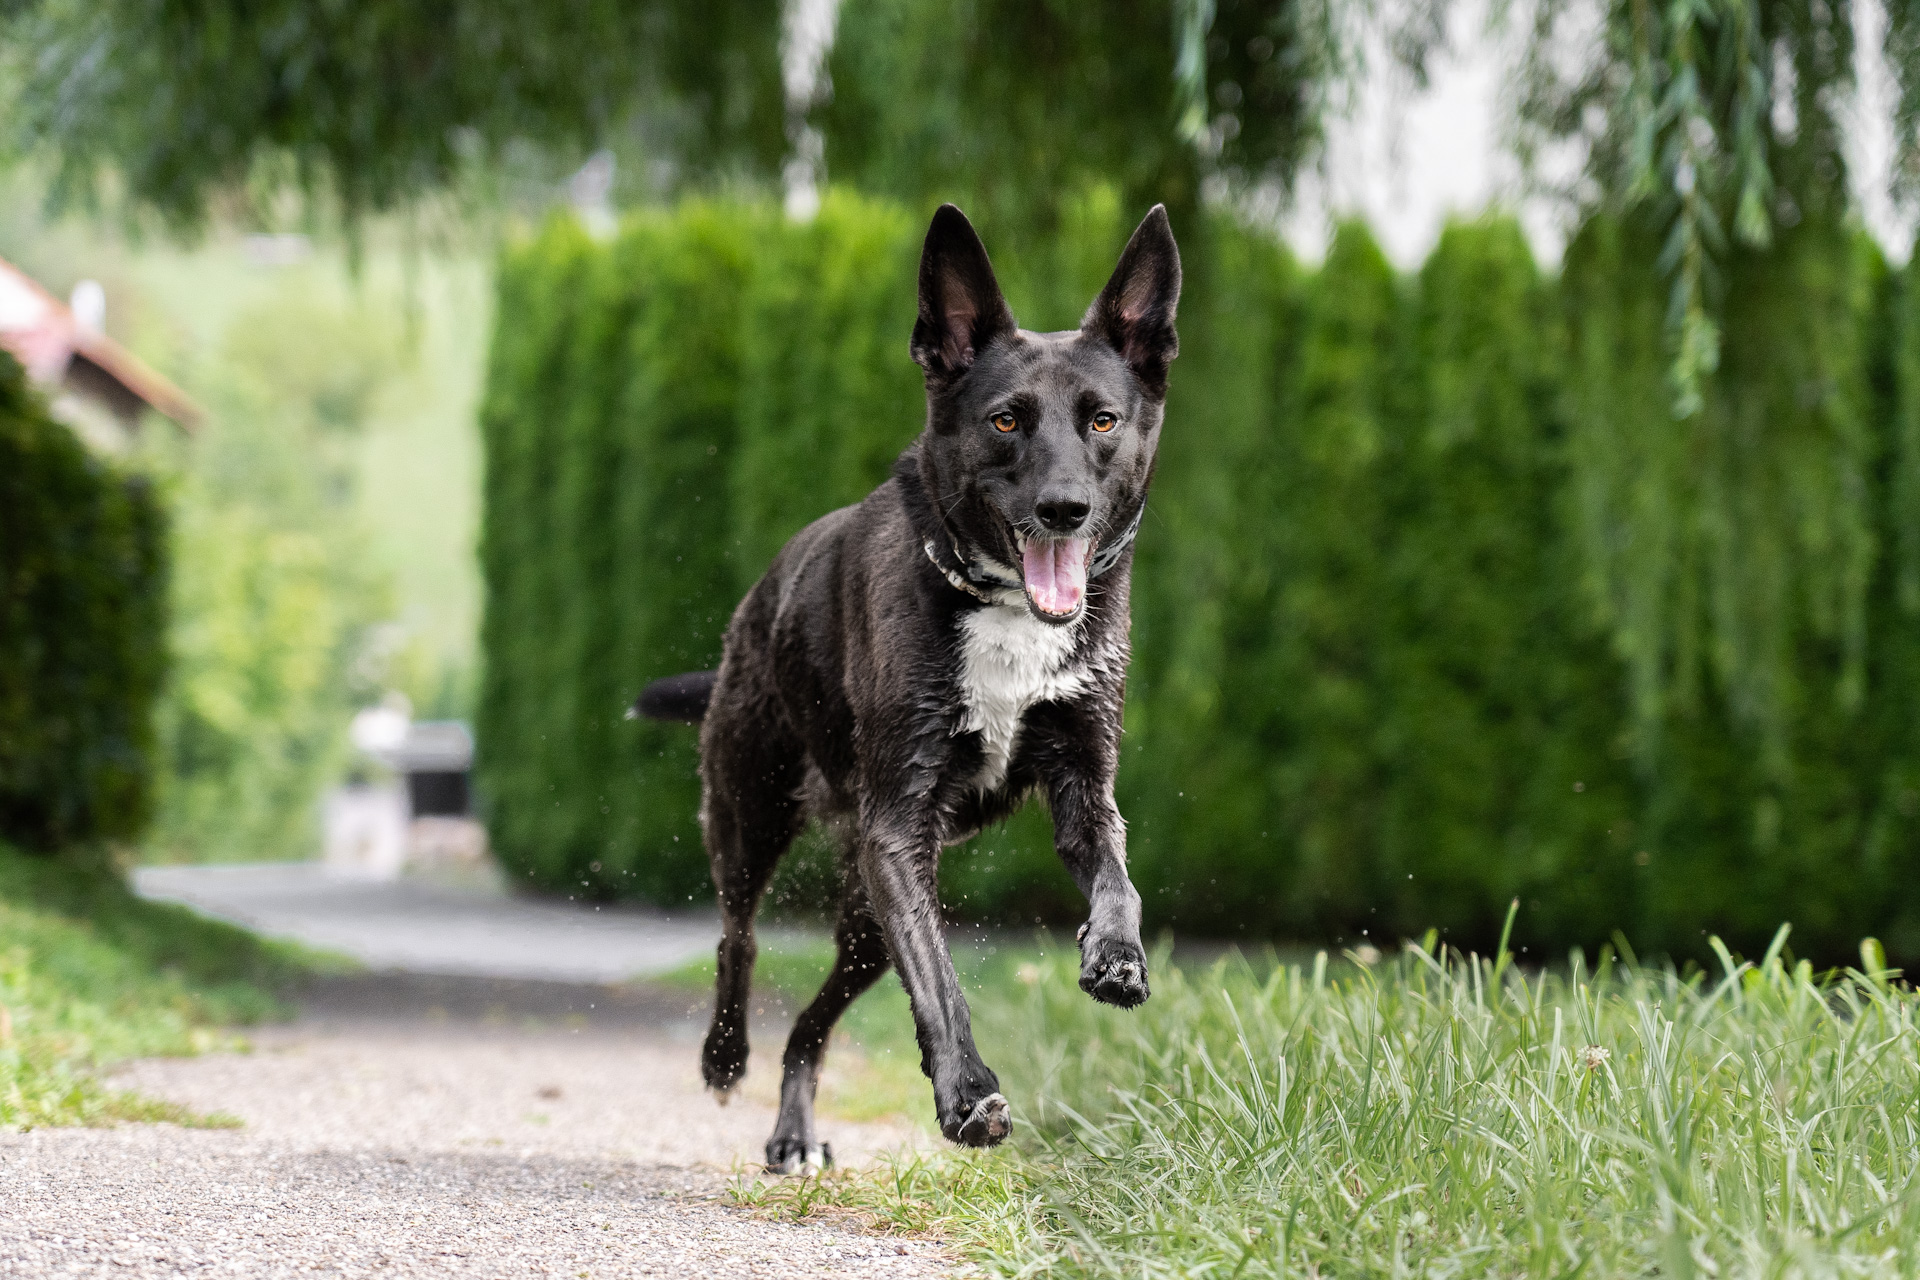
[635,203,1181,1171]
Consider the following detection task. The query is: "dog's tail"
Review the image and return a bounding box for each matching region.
[627,670,718,725]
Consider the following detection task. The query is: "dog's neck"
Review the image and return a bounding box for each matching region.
[897,448,1012,603]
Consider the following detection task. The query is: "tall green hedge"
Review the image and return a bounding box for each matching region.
[0,354,168,851]
[476,197,1920,961]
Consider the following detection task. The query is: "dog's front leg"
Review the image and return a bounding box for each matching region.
[1029,702,1149,1007]
[856,809,1011,1147]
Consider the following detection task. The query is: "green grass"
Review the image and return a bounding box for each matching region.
[732,921,1920,1277]
[0,844,320,1128]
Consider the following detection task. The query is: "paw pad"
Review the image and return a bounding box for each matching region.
[1079,947,1151,1008]
[953,1092,1012,1147]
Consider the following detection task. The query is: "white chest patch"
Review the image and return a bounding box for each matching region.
[955,604,1091,793]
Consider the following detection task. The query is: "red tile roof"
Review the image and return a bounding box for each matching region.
[0,256,200,430]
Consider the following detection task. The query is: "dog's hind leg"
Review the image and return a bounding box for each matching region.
[765,856,891,1174]
[699,709,805,1100]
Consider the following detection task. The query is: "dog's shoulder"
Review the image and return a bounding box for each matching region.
[751,472,928,665]
[755,483,902,619]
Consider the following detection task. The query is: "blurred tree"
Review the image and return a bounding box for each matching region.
[0,0,1444,238]
[145,295,400,862]
[0,0,786,229]
[0,0,1912,331]
[0,353,167,853]
[818,0,1369,235]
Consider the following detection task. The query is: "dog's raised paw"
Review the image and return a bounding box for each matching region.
[1079,939,1151,1008]
[953,1092,1011,1147]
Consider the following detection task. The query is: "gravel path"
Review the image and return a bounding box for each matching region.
[0,975,954,1279]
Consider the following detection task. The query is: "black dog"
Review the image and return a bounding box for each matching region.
[634,203,1180,1173]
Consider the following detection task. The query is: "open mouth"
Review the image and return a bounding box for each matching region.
[1014,530,1090,622]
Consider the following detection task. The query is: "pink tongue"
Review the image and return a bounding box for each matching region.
[1022,538,1090,617]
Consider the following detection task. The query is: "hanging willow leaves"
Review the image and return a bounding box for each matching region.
[1561,217,1881,778]
[1514,0,1842,411]
[1517,0,1891,772]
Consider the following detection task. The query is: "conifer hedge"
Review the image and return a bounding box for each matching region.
[0,354,168,851]
[476,196,1920,960]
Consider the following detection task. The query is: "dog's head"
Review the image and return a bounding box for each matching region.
[911,204,1181,626]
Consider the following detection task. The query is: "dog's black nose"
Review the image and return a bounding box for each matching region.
[1034,496,1091,533]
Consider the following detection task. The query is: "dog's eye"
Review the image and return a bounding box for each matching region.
[990,412,1018,433]
[1091,412,1119,433]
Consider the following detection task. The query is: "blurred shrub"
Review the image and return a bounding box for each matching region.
[144,296,399,863]
[0,353,167,850]
[477,198,1920,962]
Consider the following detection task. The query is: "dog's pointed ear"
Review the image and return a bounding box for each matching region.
[1082,205,1182,396]
[911,205,1017,379]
